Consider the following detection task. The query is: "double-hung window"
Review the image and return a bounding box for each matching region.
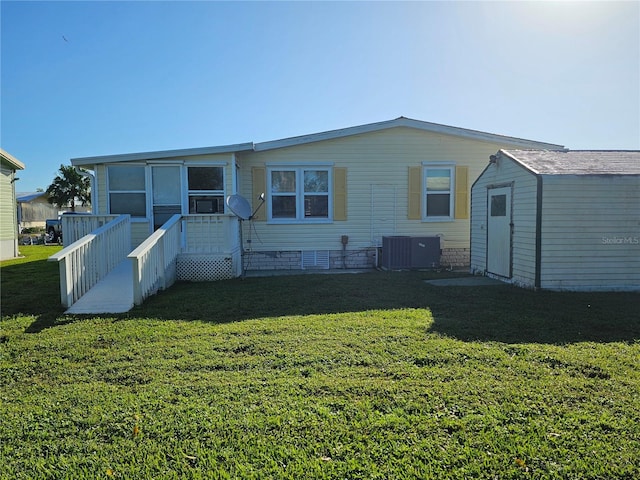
[187,166,225,214]
[107,165,147,218]
[269,166,331,222]
[424,165,454,220]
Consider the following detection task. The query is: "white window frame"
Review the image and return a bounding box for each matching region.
[107,162,229,221]
[185,164,226,215]
[106,164,148,220]
[422,163,455,222]
[266,164,333,224]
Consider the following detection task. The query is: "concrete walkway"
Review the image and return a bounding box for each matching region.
[424,276,505,287]
[243,268,375,277]
[65,259,134,314]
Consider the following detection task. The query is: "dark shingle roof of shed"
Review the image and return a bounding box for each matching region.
[502,150,640,175]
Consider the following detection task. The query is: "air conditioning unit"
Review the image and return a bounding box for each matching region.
[381,236,411,270]
[410,237,441,268]
[381,236,441,270]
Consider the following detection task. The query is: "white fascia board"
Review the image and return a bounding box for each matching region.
[69,118,565,166]
[401,118,566,150]
[253,117,565,152]
[254,118,405,151]
[0,149,26,170]
[71,143,254,166]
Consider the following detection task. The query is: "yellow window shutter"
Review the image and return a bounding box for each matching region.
[333,167,347,221]
[454,165,469,219]
[251,167,266,221]
[408,166,422,220]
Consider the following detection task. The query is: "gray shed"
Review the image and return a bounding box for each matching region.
[471,150,640,291]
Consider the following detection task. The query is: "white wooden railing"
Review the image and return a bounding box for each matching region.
[62,214,119,246]
[49,215,131,308]
[182,215,240,253]
[50,213,242,309]
[128,214,182,306]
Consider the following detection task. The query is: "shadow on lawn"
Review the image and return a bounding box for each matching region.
[23,313,76,333]
[130,271,640,345]
[4,257,637,343]
[426,285,640,344]
[1,259,69,333]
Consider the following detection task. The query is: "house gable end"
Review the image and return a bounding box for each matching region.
[254,117,565,152]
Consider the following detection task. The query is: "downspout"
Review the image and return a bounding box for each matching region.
[534,174,543,289]
[231,153,238,195]
[231,153,241,275]
[75,167,96,214]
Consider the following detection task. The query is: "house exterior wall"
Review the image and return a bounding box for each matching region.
[539,175,640,291]
[94,164,153,245]
[75,123,561,273]
[470,157,538,286]
[1,164,19,260]
[238,127,533,270]
[94,152,236,248]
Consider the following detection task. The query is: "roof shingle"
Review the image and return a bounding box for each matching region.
[502,150,640,175]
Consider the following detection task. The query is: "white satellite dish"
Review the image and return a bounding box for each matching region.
[226,193,266,278]
[226,194,252,220]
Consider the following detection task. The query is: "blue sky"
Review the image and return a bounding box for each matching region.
[2,1,639,192]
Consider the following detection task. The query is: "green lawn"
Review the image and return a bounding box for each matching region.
[1,246,639,479]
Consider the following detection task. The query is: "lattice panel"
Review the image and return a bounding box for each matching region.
[177,254,233,281]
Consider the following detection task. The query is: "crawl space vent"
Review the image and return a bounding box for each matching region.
[301,250,330,269]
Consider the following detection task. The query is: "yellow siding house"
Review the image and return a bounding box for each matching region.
[71,117,563,274]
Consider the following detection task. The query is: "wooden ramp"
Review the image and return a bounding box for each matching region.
[65,259,134,314]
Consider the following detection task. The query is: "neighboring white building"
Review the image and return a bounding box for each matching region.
[471,149,640,291]
[1,149,25,260]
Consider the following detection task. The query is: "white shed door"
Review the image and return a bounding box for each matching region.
[487,187,512,277]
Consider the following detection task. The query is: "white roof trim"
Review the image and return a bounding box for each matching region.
[254,117,565,151]
[0,149,25,170]
[71,143,254,166]
[69,117,565,166]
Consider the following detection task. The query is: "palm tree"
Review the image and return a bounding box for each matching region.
[46,165,91,212]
